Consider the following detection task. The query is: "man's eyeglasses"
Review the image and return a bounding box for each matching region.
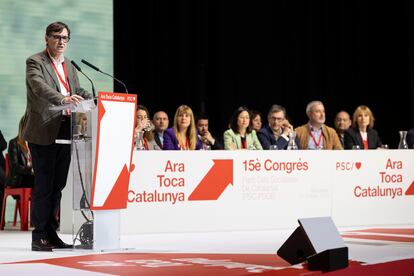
[269,117,285,121]
[49,35,70,43]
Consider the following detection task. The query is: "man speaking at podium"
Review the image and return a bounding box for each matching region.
[22,22,91,251]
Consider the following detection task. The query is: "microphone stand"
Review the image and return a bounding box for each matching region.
[97,70,129,94]
[81,59,129,94]
[71,60,97,104]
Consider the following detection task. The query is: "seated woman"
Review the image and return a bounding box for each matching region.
[223,106,263,150]
[163,105,202,150]
[0,130,6,214]
[344,105,382,149]
[134,105,160,150]
[7,116,34,188]
[250,110,263,132]
[73,112,88,138]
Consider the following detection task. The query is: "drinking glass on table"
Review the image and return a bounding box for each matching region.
[269,144,278,150]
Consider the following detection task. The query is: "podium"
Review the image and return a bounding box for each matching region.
[51,92,137,251]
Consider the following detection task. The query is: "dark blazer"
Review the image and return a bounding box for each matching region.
[407,128,414,149]
[6,138,34,188]
[0,130,6,170]
[210,137,224,150]
[22,51,90,145]
[163,128,202,150]
[344,128,382,149]
[257,125,301,150]
[199,134,224,150]
[0,130,6,188]
[153,131,164,149]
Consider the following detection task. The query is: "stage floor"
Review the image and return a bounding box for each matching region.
[1,225,414,275]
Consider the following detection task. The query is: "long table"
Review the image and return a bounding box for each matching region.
[118,150,414,234]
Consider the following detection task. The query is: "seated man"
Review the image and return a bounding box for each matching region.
[295,101,342,150]
[334,110,351,147]
[196,114,223,150]
[257,104,300,150]
[152,111,169,149]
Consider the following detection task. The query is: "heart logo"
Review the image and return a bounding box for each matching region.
[355,162,361,170]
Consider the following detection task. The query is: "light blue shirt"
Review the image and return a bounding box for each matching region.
[308,127,323,150]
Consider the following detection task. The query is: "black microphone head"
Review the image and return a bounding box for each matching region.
[81,59,100,71]
[71,60,82,72]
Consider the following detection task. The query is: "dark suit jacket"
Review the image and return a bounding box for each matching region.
[210,137,224,150]
[153,131,163,149]
[0,130,6,188]
[22,51,90,145]
[199,134,224,150]
[0,130,6,170]
[6,138,34,188]
[257,125,301,150]
[407,128,414,149]
[163,128,202,150]
[344,128,382,149]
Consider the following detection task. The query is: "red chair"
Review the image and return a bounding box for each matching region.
[0,154,32,231]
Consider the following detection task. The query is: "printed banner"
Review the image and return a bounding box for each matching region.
[121,150,414,234]
[91,92,137,210]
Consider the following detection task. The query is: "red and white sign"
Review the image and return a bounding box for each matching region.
[331,150,414,225]
[91,92,137,210]
[122,150,414,234]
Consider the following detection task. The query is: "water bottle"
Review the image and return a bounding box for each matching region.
[398,131,408,149]
[287,131,298,150]
[134,131,145,150]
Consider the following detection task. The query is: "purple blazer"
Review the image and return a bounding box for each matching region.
[162,128,202,150]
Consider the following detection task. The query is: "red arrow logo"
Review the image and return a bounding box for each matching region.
[188,159,233,201]
[405,180,414,196]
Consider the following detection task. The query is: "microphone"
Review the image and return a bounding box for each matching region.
[81,59,129,93]
[80,59,99,71]
[71,60,97,101]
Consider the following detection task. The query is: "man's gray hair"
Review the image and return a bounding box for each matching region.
[306,100,324,115]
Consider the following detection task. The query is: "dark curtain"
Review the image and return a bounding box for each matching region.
[114,0,414,148]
